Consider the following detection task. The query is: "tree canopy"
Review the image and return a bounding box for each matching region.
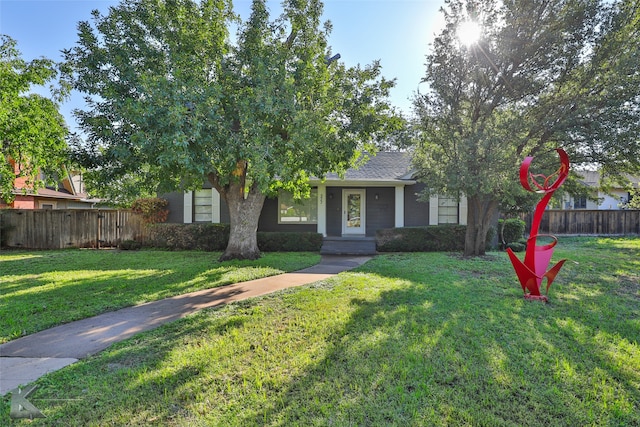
[413,0,640,255]
[64,0,400,259]
[0,35,69,202]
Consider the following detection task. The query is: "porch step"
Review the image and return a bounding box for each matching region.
[320,237,377,255]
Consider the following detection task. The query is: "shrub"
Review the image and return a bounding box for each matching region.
[131,198,169,224]
[119,239,142,250]
[376,225,466,252]
[499,218,526,246]
[506,241,526,252]
[257,232,323,252]
[146,223,229,251]
[146,224,322,252]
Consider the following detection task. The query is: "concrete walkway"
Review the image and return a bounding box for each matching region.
[0,255,372,395]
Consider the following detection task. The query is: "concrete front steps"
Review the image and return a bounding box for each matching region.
[320,236,377,255]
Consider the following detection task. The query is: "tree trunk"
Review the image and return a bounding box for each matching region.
[464,194,499,257]
[218,181,266,261]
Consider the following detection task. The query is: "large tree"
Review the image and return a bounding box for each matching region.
[64,0,399,260]
[0,35,69,202]
[413,0,640,256]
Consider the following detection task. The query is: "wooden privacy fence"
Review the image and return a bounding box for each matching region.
[523,209,640,235]
[0,209,147,249]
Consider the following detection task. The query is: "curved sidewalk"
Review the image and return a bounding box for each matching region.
[0,255,372,395]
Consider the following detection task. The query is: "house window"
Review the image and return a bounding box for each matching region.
[41,204,54,210]
[194,189,213,222]
[278,189,317,224]
[574,196,587,209]
[438,196,458,224]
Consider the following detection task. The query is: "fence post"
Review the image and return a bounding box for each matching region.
[97,210,101,249]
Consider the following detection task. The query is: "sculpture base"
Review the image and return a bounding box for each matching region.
[524,294,548,302]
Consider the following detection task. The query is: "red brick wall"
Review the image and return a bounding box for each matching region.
[11,195,36,209]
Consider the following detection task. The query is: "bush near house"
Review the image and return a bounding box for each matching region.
[257,231,323,252]
[147,223,230,251]
[146,223,322,252]
[131,197,169,224]
[376,225,467,252]
[376,225,498,252]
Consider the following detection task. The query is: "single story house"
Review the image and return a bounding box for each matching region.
[163,152,467,253]
[560,170,640,210]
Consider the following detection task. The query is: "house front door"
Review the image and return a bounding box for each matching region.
[342,189,366,235]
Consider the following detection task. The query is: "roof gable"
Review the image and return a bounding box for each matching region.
[322,152,414,182]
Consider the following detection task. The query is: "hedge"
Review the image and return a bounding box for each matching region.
[376,225,498,252]
[147,223,503,253]
[145,223,322,252]
[257,231,323,252]
[376,225,467,252]
[147,223,230,251]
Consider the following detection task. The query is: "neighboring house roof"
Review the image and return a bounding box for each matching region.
[315,151,416,185]
[18,187,94,202]
[5,161,100,206]
[576,170,600,186]
[575,170,640,188]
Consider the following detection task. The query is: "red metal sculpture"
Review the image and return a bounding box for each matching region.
[507,149,570,302]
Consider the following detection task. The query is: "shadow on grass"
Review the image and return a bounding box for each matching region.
[0,250,318,343]
[234,251,638,425]
[5,312,247,426]
[236,276,591,424]
[5,243,638,426]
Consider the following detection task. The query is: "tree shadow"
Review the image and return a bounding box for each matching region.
[10,247,639,425]
[234,252,639,425]
[0,250,301,343]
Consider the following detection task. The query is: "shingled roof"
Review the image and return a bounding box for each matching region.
[321,151,415,182]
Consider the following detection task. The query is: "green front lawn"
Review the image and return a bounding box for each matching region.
[1,237,639,425]
[0,249,320,343]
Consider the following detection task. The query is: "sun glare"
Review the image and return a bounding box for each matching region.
[457,20,482,46]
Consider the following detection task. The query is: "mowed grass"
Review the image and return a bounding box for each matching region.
[2,237,639,425]
[0,249,320,343]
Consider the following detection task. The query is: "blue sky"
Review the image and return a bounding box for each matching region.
[0,0,445,131]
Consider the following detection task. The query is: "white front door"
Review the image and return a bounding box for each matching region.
[342,189,366,235]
